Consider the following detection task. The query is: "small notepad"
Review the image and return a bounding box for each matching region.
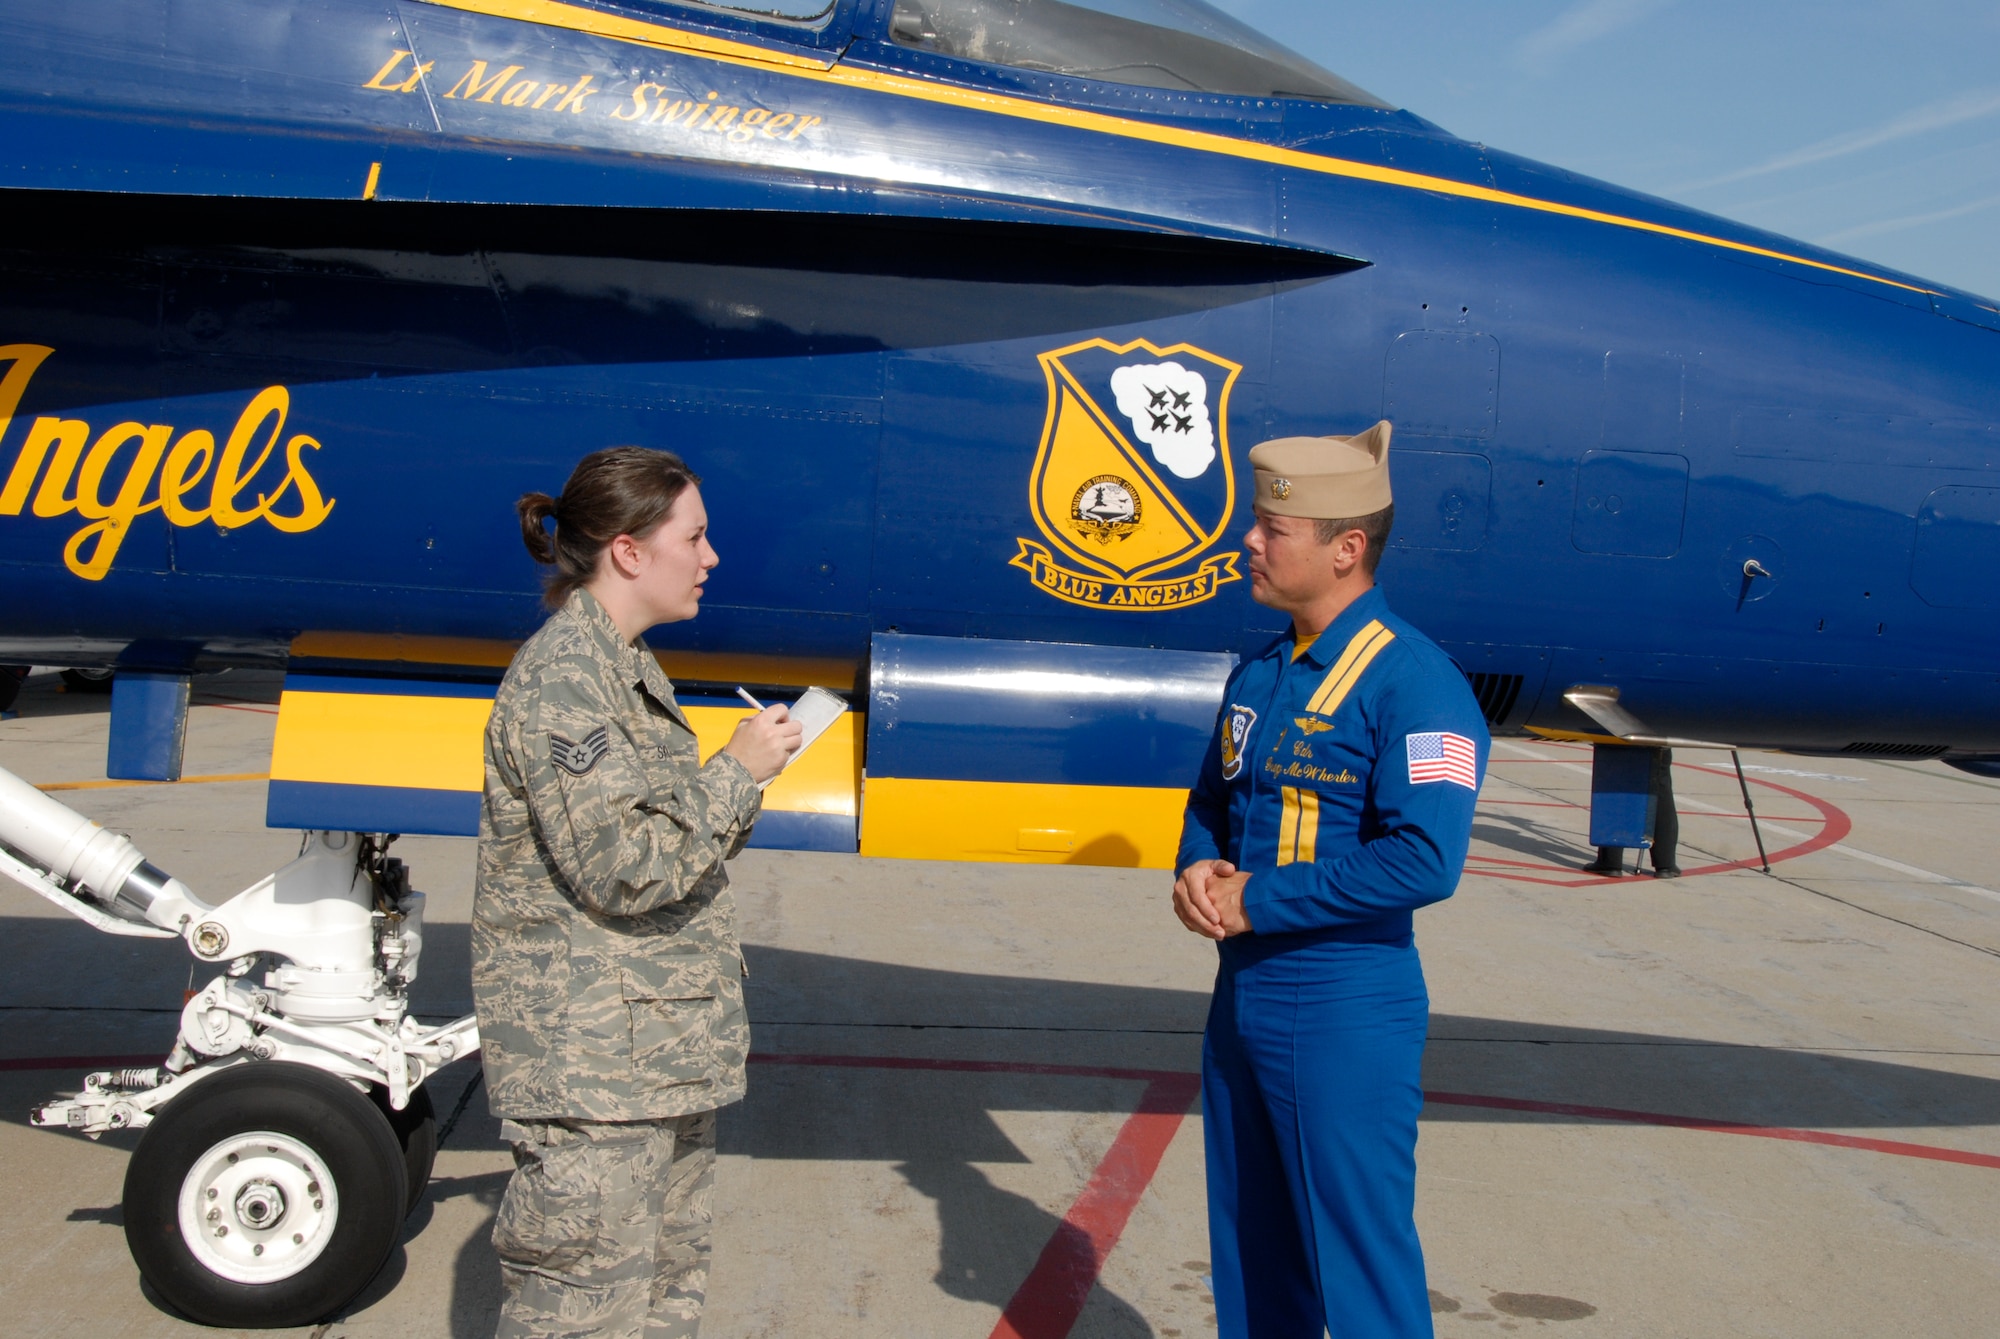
[763,686,848,790]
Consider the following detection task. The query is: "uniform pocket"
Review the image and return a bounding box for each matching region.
[493,1130,603,1275]
[620,961,721,1095]
[493,1123,661,1287]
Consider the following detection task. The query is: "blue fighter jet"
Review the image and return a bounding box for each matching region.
[0,0,1994,866]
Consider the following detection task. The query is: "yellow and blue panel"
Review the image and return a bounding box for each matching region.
[268,636,862,852]
[268,633,1236,868]
[857,633,1234,869]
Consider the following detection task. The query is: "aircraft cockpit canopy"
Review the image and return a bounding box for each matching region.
[687,0,839,19]
[885,0,1387,105]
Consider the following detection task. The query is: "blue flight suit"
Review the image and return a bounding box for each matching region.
[1178,586,1488,1338]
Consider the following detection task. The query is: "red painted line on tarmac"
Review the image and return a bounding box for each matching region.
[752,1052,1202,1339]
[1424,1090,2000,1170]
[749,1052,1186,1084]
[989,1074,1203,1339]
[1474,769,1853,888]
[28,1046,1991,1328]
[1476,801,1822,822]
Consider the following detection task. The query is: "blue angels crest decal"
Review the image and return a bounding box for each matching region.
[1220,703,1257,781]
[1010,338,1242,611]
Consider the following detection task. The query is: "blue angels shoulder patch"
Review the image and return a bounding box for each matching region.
[550,725,611,777]
[1220,704,1257,781]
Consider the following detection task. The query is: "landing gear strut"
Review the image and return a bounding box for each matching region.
[0,762,480,1327]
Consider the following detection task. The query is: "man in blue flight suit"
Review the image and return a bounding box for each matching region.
[1174,421,1488,1338]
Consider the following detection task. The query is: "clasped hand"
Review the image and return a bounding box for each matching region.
[722,705,803,783]
[1173,859,1254,940]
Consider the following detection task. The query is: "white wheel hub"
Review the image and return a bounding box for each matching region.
[177,1132,339,1283]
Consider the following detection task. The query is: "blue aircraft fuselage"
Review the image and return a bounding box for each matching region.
[2,0,1998,853]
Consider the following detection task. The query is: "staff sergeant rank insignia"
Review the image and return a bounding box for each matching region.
[1011,337,1243,611]
[549,725,611,776]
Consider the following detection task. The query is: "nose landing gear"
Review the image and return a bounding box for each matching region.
[123,1063,408,1329]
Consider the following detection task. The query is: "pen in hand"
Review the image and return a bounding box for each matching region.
[726,686,802,784]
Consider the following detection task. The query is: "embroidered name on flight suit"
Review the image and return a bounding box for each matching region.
[1277,619,1397,867]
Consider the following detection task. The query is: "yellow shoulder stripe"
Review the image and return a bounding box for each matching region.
[415,0,1934,296]
[1304,619,1395,716]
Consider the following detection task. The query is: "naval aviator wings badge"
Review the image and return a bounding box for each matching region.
[1010,337,1242,611]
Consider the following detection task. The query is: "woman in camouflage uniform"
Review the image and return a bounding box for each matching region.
[475,446,800,1339]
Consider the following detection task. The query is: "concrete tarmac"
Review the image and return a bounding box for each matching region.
[2,668,1999,1337]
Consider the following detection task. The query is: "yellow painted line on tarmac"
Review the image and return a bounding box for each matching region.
[35,773,270,792]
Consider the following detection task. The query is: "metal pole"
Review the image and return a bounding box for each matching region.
[1731,749,1772,874]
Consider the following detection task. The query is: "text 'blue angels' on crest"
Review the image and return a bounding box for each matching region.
[1012,337,1242,612]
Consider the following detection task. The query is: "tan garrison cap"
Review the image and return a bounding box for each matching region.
[1249,421,1393,518]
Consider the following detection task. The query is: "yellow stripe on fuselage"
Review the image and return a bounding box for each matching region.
[290,632,860,691]
[290,632,518,668]
[271,691,493,792]
[858,776,1187,867]
[270,690,861,816]
[414,0,1935,296]
[686,706,860,817]
[420,0,838,69]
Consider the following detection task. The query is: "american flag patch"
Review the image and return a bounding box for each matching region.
[1406,732,1478,790]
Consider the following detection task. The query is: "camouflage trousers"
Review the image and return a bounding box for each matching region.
[493,1111,717,1339]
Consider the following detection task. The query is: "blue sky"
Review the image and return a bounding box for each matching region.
[1215,0,2000,299]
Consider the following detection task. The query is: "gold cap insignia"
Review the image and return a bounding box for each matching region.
[1249,422,1393,518]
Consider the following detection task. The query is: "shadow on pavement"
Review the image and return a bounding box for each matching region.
[10,928,2000,1334]
[1470,813,1596,867]
[0,667,283,726]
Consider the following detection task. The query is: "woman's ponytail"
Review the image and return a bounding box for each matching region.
[516,492,560,566]
[516,448,700,609]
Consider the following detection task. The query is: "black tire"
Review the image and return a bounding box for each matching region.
[123,1063,407,1328]
[61,666,114,693]
[370,1084,438,1218]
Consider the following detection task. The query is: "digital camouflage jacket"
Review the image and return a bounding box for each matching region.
[473,587,761,1121]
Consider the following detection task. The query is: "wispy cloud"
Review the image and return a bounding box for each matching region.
[1516,0,1673,71]
[1676,89,2000,194]
[1817,193,2000,248]
[1713,135,2000,218]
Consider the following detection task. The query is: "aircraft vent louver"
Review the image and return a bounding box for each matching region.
[1465,672,1524,727]
[1840,742,1950,758]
